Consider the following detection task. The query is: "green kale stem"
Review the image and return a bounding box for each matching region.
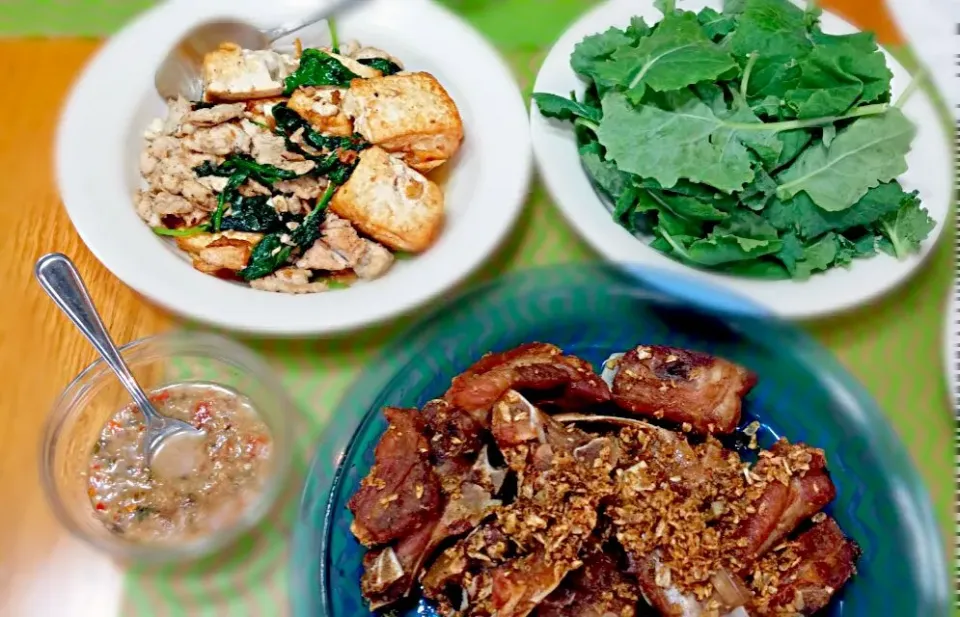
[894,72,924,109]
[740,53,758,100]
[152,225,209,237]
[575,118,600,134]
[729,102,889,132]
[328,18,340,53]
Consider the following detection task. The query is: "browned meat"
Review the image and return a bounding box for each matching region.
[421,398,485,462]
[360,445,505,609]
[611,345,757,434]
[423,391,619,617]
[750,517,860,615]
[730,441,836,566]
[444,343,611,425]
[537,551,638,617]
[347,407,443,547]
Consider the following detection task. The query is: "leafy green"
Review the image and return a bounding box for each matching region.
[358,57,403,76]
[152,226,208,237]
[283,48,359,95]
[195,154,299,187]
[775,108,914,211]
[764,181,913,239]
[218,194,283,233]
[592,12,739,103]
[271,103,369,184]
[239,184,337,281]
[696,7,737,41]
[876,197,936,259]
[533,93,601,124]
[532,0,928,281]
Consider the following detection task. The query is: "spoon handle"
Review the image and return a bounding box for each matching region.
[262,0,365,43]
[34,253,160,421]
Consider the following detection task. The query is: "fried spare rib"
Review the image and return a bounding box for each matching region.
[360,444,505,609]
[423,391,619,617]
[537,550,639,617]
[444,343,611,425]
[749,517,859,615]
[611,345,757,434]
[729,440,836,567]
[347,407,443,547]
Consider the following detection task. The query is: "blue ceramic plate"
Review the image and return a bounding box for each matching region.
[291,264,948,617]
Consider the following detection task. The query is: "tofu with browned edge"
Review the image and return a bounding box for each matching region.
[203,44,298,101]
[330,146,444,253]
[342,72,463,173]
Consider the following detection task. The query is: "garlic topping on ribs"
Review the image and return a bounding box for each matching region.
[347,343,858,616]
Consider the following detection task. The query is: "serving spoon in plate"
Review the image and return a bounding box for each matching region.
[35,253,205,480]
[155,0,367,101]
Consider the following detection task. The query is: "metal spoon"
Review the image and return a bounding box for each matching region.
[35,253,205,472]
[155,0,365,101]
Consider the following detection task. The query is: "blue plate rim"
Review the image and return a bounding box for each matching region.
[290,263,949,617]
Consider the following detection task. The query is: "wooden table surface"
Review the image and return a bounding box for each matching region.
[0,4,911,615]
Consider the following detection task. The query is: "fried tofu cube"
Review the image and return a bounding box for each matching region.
[203,43,298,101]
[288,87,353,137]
[342,72,464,173]
[330,146,444,252]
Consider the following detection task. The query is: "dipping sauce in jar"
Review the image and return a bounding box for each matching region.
[86,382,272,543]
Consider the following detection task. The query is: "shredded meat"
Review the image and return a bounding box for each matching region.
[295,213,394,279]
[611,345,757,434]
[248,267,328,293]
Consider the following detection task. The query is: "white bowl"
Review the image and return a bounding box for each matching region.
[530,0,951,320]
[56,0,532,336]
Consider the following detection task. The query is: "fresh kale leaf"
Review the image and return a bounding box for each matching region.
[719,258,790,279]
[358,57,403,76]
[579,142,634,201]
[775,108,914,211]
[713,209,779,239]
[533,93,602,124]
[659,227,783,266]
[774,129,813,169]
[597,90,758,193]
[283,48,359,95]
[778,231,841,279]
[764,181,912,239]
[696,7,737,41]
[876,197,935,259]
[593,12,738,103]
[626,16,653,41]
[570,27,636,88]
[738,167,777,210]
[727,0,813,60]
[782,32,892,118]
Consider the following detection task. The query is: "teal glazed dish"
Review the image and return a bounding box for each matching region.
[291,264,948,617]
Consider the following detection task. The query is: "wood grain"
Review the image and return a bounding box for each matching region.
[0,39,173,616]
[0,2,905,614]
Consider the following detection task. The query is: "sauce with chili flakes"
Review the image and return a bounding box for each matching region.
[86,382,272,543]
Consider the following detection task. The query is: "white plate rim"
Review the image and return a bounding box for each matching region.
[529,0,951,320]
[56,0,532,336]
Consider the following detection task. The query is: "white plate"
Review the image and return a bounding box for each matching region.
[947,279,957,412]
[530,0,951,320]
[56,0,531,336]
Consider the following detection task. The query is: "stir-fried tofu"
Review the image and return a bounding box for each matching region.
[343,72,464,172]
[330,146,444,253]
[175,231,263,275]
[203,43,298,101]
[288,87,353,137]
